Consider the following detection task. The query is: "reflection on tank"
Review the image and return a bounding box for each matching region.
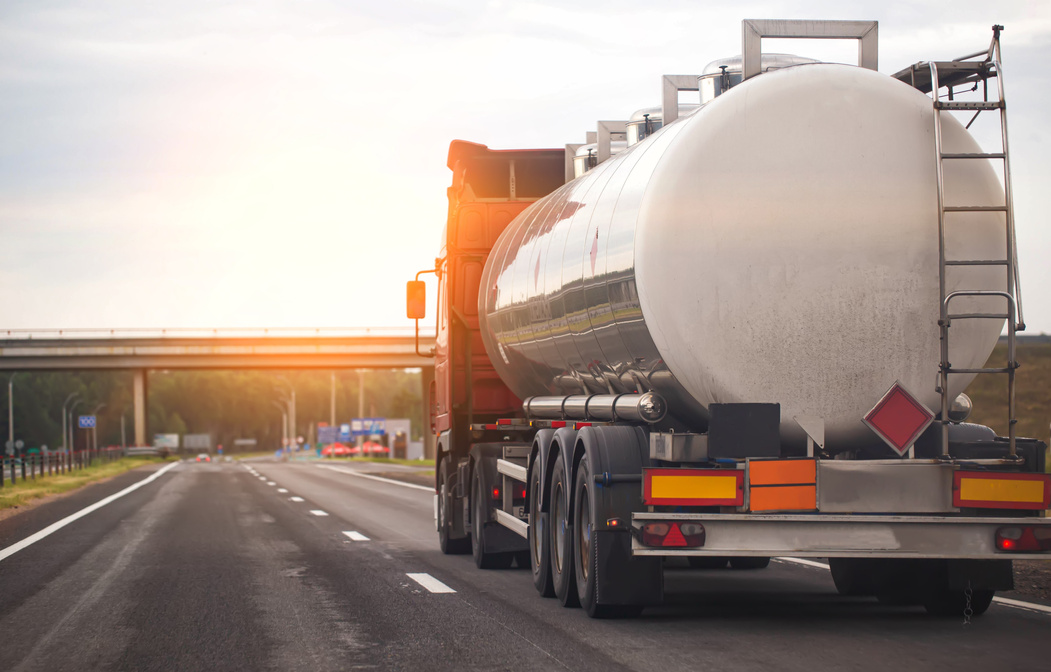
[478,59,1007,450]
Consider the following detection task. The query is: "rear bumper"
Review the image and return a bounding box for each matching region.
[631,513,1051,559]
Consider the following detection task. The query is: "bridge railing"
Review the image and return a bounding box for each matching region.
[0,327,436,340]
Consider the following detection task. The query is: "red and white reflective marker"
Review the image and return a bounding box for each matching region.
[863,381,934,456]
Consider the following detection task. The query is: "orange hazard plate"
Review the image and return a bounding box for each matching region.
[750,485,817,512]
[643,469,744,506]
[954,471,1051,510]
[749,459,816,486]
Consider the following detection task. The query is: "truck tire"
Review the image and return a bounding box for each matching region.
[472,467,514,569]
[573,451,642,618]
[828,557,879,596]
[528,462,555,596]
[438,459,470,555]
[730,557,771,570]
[923,589,994,617]
[549,452,579,607]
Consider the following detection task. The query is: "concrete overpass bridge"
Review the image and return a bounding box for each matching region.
[0,328,437,453]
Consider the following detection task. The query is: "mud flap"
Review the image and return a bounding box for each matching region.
[482,521,528,554]
[594,529,663,606]
[947,559,1013,591]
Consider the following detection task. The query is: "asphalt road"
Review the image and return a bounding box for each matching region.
[1,458,1049,672]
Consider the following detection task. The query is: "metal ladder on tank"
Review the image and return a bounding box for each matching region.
[896,25,1025,458]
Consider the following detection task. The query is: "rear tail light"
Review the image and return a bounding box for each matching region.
[995,526,1051,552]
[640,521,705,548]
[491,487,501,500]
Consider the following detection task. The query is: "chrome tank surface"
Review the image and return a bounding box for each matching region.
[478,64,1006,450]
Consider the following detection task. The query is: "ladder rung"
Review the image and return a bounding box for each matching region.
[944,259,1009,266]
[935,101,1002,110]
[943,205,1008,212]
[941,152,1005,159]
[948,313,1010,320]
[946,367,1013,374]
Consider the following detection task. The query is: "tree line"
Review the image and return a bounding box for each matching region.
[0,369,424,452]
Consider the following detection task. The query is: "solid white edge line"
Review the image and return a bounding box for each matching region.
[774,557,1051,616]
[992,596,1051,615]
[343,531,370,541]
[0,461,180,563]
[407,572,455,593]
[775,557,830,570]
[310,510,329,516]
[317,464,433,492]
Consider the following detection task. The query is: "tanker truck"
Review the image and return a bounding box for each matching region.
[406,20,1051,618]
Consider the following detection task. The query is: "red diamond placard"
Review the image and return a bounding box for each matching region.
[862,381,935,456]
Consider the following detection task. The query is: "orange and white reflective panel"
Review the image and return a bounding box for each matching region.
[643,469,744,506]
[954,472,1051,510]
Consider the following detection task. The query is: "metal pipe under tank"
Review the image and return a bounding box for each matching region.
[523,393,667,424]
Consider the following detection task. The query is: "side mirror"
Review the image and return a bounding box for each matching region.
[406,281,426,319]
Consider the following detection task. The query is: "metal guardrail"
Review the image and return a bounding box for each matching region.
[0,447,128,488]
[125,446,161,456]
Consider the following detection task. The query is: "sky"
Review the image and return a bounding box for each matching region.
[1,0,1049,333]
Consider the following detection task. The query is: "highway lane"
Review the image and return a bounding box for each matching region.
[0,458,1048,671]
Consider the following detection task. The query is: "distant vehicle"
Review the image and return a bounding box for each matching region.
[195,453,211,463]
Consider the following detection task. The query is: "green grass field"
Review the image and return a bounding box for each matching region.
[0,457,169,511]
[965,341,1051,448]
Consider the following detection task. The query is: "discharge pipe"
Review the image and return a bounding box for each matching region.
[523,393,667,424]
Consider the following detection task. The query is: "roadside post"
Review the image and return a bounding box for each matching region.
[3,440,11,486]
[78,416,96,470]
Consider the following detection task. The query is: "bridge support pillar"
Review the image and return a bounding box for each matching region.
[420,365,435,460]
[133,369,148,447]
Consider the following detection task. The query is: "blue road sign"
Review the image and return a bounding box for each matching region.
[338,424,351,442]
[318,426,338,445]
[78,415,96,429]
[352,418,386,436]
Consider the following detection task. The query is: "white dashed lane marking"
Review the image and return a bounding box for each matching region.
[289,497,305,503]
[343,531,369,541]
[277,488,288,493]
[310,510,329,517]
[407,573,455,594]
[267,482,276,486]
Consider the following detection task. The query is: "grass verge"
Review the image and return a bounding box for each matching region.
[323,456,434,467]
[966,341,1051,449]
[0,457,168,511]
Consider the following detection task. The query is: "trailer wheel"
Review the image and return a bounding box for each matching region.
[472,467,514,569]
[528,462,555,596]
[572,451,642,618]
[923,589,994,617]
[549,452,579,607]
[828,558,878,596]
[437,459,470,555]
[688,557,729,569]
[729,557,771,570]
